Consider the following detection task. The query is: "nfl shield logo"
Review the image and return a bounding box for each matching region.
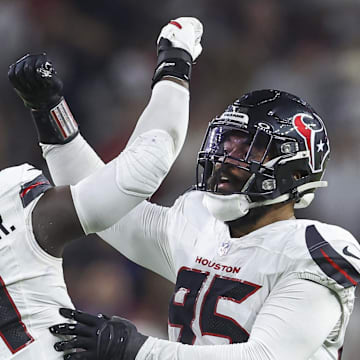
[218,241,231,256]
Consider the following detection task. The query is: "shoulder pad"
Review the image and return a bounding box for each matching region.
[305,224,360,288]
[0,163,40,192]
[0,163,52,208]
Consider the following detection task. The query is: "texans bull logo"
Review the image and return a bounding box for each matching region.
[293,113,330,173]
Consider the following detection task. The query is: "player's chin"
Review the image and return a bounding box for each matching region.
[215,182,235,194]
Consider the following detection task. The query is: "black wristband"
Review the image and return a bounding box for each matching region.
[31,98,79,144]
[151,38,192,88]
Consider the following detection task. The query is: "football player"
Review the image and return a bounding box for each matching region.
[4,17,203,359]
[15,24,360,360]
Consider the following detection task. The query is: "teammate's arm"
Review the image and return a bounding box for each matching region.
[9,17,203,258]
[50,277,341,360]
[13,17,202,187]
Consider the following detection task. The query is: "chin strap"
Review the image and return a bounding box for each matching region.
[202,193,250,222]
[202,181,328,222]
[293,180,328,209]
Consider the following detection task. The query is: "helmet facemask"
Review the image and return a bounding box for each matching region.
[196,90,330,221]
[197,119,295,200]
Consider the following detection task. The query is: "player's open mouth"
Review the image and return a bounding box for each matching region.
[216,176,235,192]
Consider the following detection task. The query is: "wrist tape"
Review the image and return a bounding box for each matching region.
[152,38,192,88]
[31,98,79,144]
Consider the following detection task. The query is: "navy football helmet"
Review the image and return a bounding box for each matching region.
[196,89,330,209]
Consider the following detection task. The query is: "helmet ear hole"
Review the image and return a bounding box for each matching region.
[293,171,301,180]
[292,170,307,181]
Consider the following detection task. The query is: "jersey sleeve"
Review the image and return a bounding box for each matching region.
[98,200,177,282]
[1,163,60,265]
[301,224,360,289]
[19,164,52,209]
[285,222,360,346]
[17,164,56,262]
[280,222,360,295]
[97,191,210,283]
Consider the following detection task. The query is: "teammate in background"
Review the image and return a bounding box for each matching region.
[12,22,360,360]
[3,17,203,359]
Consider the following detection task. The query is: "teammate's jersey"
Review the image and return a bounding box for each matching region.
[0,164,74,360]
[101,190,360,360]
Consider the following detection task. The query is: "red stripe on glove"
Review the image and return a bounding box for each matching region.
[170,20,182,29]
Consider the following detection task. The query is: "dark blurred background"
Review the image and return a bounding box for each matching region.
[1,0,359,358]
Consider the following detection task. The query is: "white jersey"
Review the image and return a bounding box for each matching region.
[100,190,360,360]
[0,164,73,360]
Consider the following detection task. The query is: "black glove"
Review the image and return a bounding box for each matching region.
[49,308,148,360]
[8,53,63,110]
[8,53,78,144]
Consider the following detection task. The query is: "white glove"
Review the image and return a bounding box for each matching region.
[157,17,203,61]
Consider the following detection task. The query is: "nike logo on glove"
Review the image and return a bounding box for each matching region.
[343,246,360,260]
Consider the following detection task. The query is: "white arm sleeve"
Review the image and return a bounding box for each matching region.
[98,201,175,281]
[41,80,189,234]
[71,129,175,234]
[136,278,342,360]
[127,80,189,157]
[42,80,189,186]
[41,133,105,186]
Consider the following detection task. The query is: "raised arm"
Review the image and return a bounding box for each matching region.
[8,17,203,257]
[9,17,202,187]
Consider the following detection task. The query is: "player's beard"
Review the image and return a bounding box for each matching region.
[207,163,250,195]
[224,204,278,237]
[208,162,283,234]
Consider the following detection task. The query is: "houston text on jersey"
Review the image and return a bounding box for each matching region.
[195,256,241,274]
